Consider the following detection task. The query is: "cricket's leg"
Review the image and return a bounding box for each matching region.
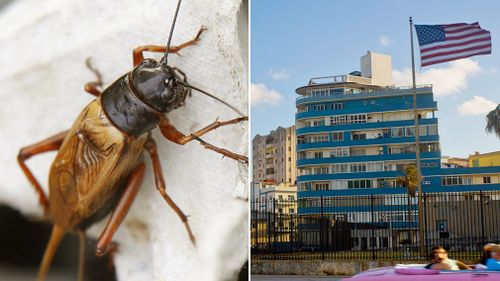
[77,231,86,281]
[37,224,66,281]
[158,116,248,163]
[132,26,207,66]
[144,139,196,245]
[95,163,146,256]
[84,58,103,97]
[17,130,69,215]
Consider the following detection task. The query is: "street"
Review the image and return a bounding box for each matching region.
[252,275,346,281]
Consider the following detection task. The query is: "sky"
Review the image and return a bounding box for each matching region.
[251,0,500,158]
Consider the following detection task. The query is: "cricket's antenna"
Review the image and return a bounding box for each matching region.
[179,81,245,117]
[162,0,183,65]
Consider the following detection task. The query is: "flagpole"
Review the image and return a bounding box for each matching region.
[409,16,425,258]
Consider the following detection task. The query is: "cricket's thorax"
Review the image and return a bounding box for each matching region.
[100,74,162,137]
[48,99,148,230]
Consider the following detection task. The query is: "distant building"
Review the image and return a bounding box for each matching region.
[441,156,469,168]
[469,151,500,167]
[252,126,297,186]
[250,183,298,249]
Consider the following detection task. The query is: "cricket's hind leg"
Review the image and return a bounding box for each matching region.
[37,225,66,281]
[17,130,69,216]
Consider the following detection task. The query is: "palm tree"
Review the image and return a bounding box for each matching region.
[486,104,500,139]
[397,165,418,246]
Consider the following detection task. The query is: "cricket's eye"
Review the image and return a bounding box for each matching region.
[164,78,175,86]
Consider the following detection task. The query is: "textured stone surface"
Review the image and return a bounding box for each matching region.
[0,0,248,280]
[252,260,425,276]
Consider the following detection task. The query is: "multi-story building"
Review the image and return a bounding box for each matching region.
[252,127,298,250]
[252,126,297,186]
[441,156,469,168]
[294,51,500,250]
[469,151,500,167]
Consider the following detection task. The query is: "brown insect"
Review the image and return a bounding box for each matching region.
[16,1,247,280]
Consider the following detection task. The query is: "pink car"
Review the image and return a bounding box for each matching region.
[344,264,500,281]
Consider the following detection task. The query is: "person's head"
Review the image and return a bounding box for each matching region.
[489,244,500,261]
[429,246,448,263]
[481,243,495,262]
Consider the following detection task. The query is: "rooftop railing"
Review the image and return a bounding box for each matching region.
[296,84,433,103]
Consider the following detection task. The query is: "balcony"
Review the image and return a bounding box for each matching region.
[297,152,441,166]
[296,85,432,106]
[296,118,438,134]
[296,101,438,119]
[297,135,440,150]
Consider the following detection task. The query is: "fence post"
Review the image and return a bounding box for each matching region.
[267,198,271,256]
[321,196,325,260]
[254,199,258,252]
[273,198,277,259]
[371,194,376,261]
[479,190,486,246]
[423,193,428,257]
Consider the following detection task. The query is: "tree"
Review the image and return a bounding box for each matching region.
[486,104,500,139]
[397,165,418,245]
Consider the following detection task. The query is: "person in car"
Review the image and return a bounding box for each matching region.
[476,243,495,270]
[486,244,500,271]
[425,246,471,270]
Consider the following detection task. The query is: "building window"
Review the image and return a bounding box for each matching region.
[347,179,372,189]
[419,143,440,153]
[313,167,329,174]
[330,114,367,125]
[484,176,491,184]
[332,132,344,141]
[441,176,472,186]
[302,134,329,143]
[314,183,330,191]
[330,147,349,157]
[406,127,415,137]
[428,125,438,135]
[352,132,367,140]
[391,127,404,137]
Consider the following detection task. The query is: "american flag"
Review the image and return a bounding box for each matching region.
[414,22,492,67]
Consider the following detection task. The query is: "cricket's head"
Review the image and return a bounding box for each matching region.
[130,59,188,113]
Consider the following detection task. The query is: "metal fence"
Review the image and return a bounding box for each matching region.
[251,190,500,261]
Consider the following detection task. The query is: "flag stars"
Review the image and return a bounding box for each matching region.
[415,25,446,45]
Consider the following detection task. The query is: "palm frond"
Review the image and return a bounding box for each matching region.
[486,104,500,139]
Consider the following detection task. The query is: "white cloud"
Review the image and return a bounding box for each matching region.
[392,59,481,97]
[457,96,498,116]
[269,68,290,80]
[379,35,391,47]
[251,83,284,106]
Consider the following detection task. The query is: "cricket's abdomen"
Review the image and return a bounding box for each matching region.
[48,98,148,231]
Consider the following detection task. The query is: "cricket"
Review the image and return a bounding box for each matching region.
[16,0,248,280]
